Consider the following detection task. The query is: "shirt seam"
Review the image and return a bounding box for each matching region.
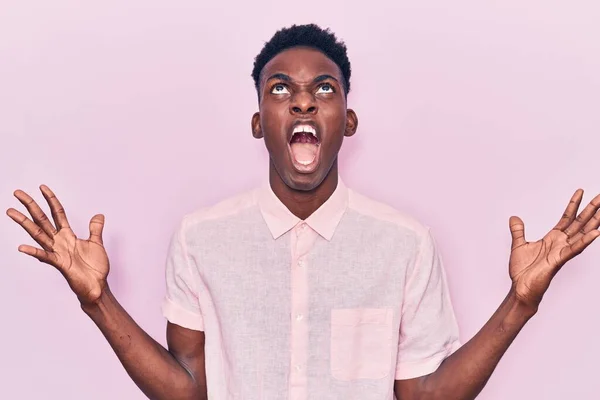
[401,227,430,318]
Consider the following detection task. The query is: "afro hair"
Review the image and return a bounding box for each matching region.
[252,24,351,98]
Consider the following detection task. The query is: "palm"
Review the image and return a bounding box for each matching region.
[7,185,110,304]
[53,229,109,300]
[507,190,600,307]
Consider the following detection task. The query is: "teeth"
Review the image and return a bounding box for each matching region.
[293,125,317,139]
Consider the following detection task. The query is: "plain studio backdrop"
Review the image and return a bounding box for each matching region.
[1,1,599,399]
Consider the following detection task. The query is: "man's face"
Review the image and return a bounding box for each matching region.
[252,46,358,192]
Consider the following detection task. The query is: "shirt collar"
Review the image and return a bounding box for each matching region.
[258,177,349,241]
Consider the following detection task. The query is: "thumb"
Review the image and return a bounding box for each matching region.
[88,214,105,245]
[509,216,526,249]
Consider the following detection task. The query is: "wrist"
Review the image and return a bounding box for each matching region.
[506,286,539,322]
[80,284,113,316]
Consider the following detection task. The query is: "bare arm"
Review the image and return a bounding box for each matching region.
[395,189,600,400]
[7,185,207,400]
[394,288,533,400]
[82,287,207,400]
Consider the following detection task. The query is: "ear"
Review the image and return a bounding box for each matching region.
[344,109,358,137]
[251,112,263,139]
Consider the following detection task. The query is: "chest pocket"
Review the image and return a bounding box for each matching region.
[330,308,394,380]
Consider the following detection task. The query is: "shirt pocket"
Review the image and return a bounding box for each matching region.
[330,308,394,381]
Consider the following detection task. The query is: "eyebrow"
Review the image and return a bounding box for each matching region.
[266,73,292,82]
[265,73,340,84]
[313,74,339,84]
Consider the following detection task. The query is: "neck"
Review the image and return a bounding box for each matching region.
[269,162,339,220]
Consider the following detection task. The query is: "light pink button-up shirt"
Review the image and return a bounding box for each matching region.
[162,179,461,400]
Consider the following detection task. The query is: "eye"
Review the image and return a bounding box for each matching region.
[271,84,290,94]
[316,83,335,94]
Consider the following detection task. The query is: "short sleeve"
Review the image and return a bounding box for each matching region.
[395,228,461,380]
[161,218,205,331]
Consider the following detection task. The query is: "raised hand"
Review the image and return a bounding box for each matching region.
[6,185,109,305]
[508,189,600,309]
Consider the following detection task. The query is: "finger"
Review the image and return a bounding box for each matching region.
[561,230,600,263]
[553,189,584,232]
[17,244,59,265]
[509,216,527,249]
[569,206,600,244]
[13,189,58,237]
[40,185,71,230]
[565,192,600,238]
[6,208,55,250]
[88,214,105,245]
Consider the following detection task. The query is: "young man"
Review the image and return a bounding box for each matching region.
[7,24,600,400]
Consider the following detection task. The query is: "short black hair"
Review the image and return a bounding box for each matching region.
[252,24,351,98]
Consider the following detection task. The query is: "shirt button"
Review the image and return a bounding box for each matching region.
[300,223,307,231]
[295,364,302,372]
[298,258,305,268]
[296,314,304,321]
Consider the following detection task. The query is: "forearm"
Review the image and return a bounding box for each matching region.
[81,286,203,400]
[421,288,537,400]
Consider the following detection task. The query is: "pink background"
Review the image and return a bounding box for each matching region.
[1,1,599,398]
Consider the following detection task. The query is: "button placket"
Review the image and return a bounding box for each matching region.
[288,224,314,400]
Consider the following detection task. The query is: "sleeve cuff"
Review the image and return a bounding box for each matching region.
[161,296,205,331]
[394,340,462,380]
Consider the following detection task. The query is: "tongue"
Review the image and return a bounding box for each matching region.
[290,143,318,165]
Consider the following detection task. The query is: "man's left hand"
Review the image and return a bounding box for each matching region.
[508,189,600,310]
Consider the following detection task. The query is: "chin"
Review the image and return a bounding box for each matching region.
[283,170,326,192]
[271,156,335,193]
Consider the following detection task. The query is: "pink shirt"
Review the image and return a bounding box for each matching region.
[162,179,461,400]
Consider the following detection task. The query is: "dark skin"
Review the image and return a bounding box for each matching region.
[6,185,207,400]
[7,46,600,400]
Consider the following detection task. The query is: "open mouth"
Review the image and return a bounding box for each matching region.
[289,123,321,170]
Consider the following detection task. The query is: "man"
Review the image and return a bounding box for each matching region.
[6,24,600,400]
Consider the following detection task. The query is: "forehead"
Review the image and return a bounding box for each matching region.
[260,46,343,84]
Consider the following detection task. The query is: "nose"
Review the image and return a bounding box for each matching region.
[290,91,318,115]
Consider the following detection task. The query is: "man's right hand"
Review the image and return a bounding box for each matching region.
[7,185,109,305]
[7,185,207,399]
